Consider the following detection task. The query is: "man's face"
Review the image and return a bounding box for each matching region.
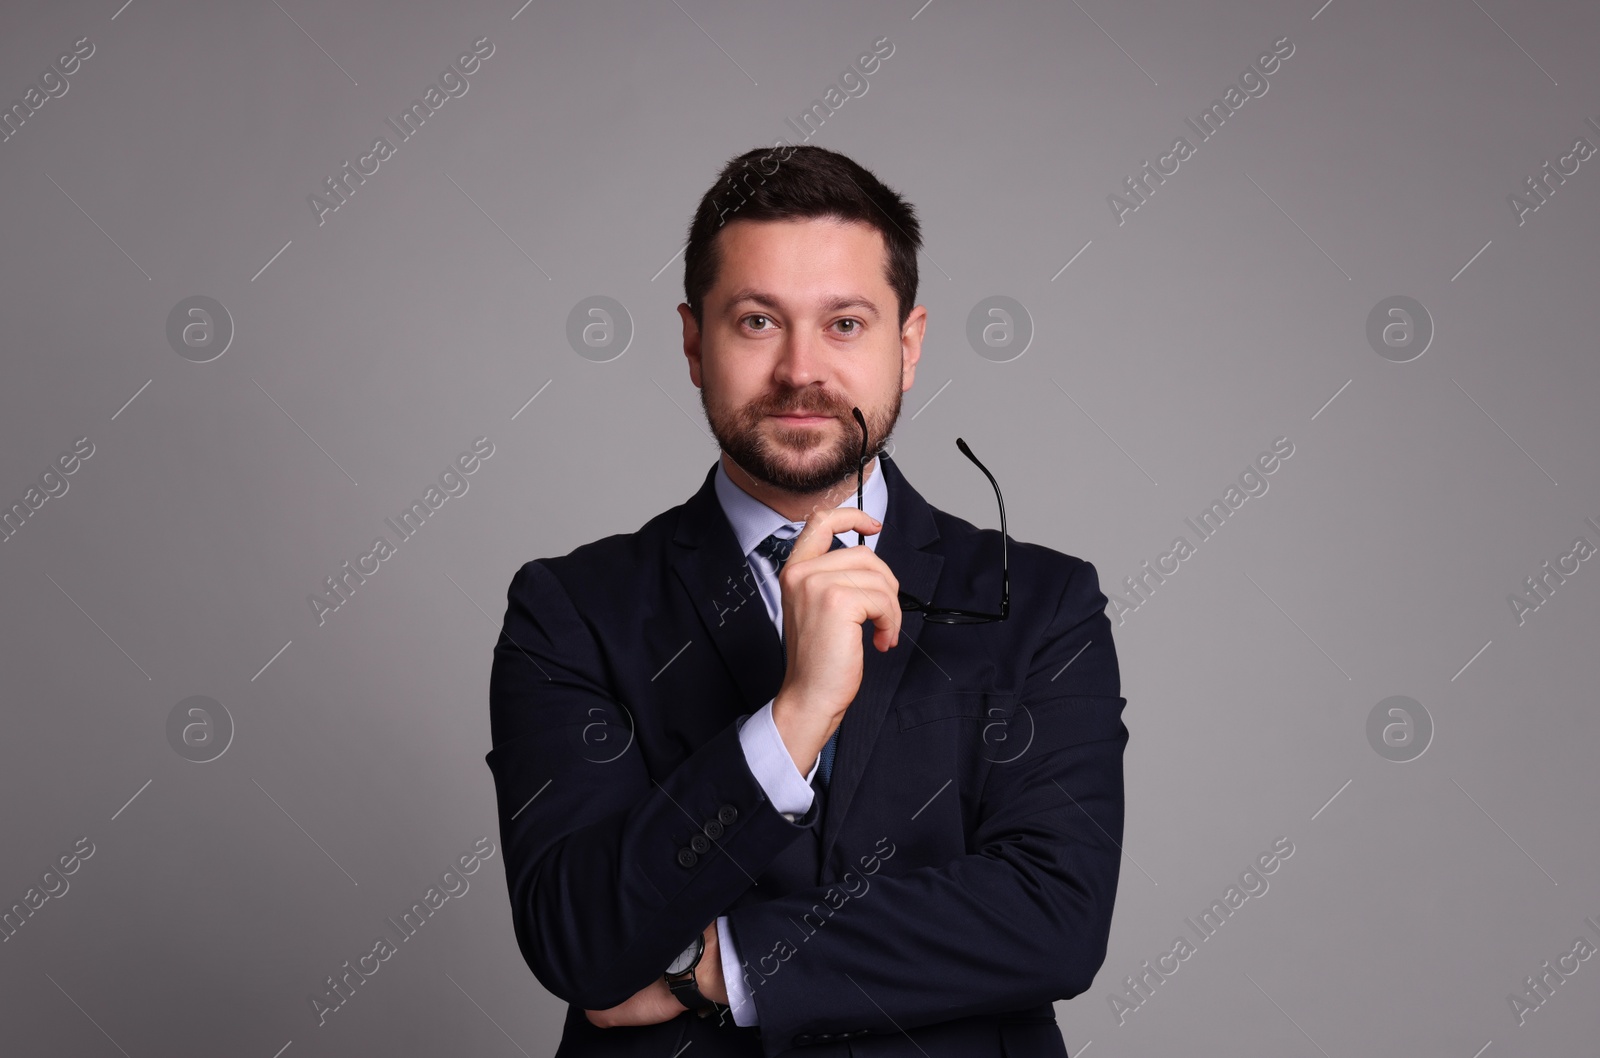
[680,216,925,494]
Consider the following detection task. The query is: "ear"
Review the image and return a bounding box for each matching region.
[678,303,703,389]
[899,304,927,391]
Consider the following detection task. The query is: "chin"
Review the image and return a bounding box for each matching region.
[765,423,833,448]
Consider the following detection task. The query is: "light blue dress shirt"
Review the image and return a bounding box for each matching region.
[709,455,888,1027]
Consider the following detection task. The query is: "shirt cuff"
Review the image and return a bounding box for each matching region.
[738,698,818,821]
[717,914,757,1026]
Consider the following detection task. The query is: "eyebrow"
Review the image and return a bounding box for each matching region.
[724,288,881,321]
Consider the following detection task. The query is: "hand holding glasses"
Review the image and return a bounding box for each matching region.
[850,407,1009,624]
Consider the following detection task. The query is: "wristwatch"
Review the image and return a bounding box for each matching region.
[663,933,719,1017]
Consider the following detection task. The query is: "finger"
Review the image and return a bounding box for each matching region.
[817,569,902,646]
[789,505,883,562]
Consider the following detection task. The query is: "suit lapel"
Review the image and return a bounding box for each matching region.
[818,455,942,865]
[668,464,787,712]
[666,455,946,867]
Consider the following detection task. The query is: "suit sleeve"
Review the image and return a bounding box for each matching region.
[485,559,819,1010]
[723,701,823,1026]
[722,557,1128,1049]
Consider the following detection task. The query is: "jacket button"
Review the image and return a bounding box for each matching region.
[703,819,724,840]
[794,1035,813,1045]
[676,848,697,868]
[689,833,711,854]
[717,804,738,825]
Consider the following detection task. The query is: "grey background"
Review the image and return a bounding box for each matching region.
[2,0,1597,1054]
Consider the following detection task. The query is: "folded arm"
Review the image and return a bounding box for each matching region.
[486,560,817,1010]
[724,557,1127,1046]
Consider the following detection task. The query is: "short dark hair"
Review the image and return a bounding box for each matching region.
[682,144,922,331]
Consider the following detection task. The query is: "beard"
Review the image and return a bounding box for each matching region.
[702,381,902,494]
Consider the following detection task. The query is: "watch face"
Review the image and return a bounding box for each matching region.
[665,934,703,976]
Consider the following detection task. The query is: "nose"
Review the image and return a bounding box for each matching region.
[772,325,828,390]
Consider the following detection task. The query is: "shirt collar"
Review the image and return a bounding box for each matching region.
[714,454,888,558]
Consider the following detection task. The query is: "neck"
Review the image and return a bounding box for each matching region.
[721,450,877,522]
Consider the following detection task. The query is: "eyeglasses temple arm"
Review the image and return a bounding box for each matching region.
[955,438,1009,619]
[853,407,868,547]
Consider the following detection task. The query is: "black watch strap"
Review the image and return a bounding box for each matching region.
[665,970,716,1014]
[664,932,730,1020]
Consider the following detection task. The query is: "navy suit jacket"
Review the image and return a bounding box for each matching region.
[486,453,1127,1057]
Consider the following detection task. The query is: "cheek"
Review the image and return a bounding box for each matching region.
[708,374,769,420]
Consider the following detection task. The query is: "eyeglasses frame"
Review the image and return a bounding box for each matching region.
[850,407,1009,624]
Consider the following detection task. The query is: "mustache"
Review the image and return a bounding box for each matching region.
[759,394,849,417]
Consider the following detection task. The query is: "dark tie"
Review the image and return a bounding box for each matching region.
[753,529,848,787]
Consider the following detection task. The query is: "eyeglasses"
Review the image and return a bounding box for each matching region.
[851,407,1009,624]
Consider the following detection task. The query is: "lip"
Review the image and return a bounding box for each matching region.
[770,413,834,424]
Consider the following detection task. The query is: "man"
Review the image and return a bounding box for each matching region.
[486,145,1127,1057]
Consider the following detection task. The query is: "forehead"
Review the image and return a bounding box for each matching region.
[709,217,890,300]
